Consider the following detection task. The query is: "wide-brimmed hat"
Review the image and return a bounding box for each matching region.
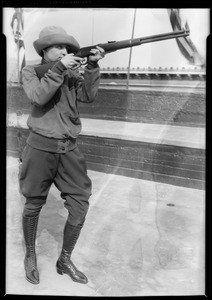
[33,26,80,56]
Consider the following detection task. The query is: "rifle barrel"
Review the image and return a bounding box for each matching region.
[76,29,190,57]
[139,29,190,44]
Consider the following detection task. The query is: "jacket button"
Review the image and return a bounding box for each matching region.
[61,146,65,151]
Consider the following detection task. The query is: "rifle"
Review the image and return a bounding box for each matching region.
[34,29,189,79]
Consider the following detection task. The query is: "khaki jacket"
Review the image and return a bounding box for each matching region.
[22,60,100,139]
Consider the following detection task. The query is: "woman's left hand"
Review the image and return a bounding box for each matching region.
[88,46,105,62]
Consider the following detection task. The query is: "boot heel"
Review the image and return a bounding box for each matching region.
[57,267,64,275]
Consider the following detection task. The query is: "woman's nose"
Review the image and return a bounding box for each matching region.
[61,48,68,55]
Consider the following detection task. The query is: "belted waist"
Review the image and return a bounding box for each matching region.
[26,131,77,153]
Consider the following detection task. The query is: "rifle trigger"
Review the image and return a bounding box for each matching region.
[80,57,88,65]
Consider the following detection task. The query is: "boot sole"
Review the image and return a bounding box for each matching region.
[56,267,88,284]
[25,275,40,285]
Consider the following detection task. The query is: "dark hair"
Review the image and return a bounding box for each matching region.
[41,45,70,57]
[41,47,51,57]
[41,49,45,57]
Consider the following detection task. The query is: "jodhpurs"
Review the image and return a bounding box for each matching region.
[19,144,92,226]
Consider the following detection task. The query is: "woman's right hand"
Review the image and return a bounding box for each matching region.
[60,54,84,69]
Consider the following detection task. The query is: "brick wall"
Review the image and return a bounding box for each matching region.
[7,84,205,126]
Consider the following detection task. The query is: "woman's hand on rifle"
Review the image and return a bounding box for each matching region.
[88,46,105,62]
[60,54,84,69]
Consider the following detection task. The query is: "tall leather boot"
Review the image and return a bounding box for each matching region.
[22,215,40,284]
[56,221,88,284]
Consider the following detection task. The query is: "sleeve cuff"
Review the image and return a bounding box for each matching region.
[86,61,99,70]
[51,60,67,75]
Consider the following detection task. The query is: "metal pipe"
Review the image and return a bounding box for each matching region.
[126,9,137,90]
[17,9,20,83]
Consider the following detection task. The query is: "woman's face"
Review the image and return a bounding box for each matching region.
[43,44,68,62]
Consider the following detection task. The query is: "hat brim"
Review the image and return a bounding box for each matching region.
[33,33,80,56]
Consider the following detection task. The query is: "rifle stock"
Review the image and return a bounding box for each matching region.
[34,29,189,79]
